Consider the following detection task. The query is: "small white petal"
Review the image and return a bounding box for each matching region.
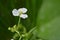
[11,39,14,40]
[12,9,19,16]
[18,8,27,13]
[20,14,28,19]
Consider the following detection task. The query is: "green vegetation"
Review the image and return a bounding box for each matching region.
[0,0,60,40]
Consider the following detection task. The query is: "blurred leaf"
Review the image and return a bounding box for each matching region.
[36,0,60,40]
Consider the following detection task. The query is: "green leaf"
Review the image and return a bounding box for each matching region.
[36,0,60,40]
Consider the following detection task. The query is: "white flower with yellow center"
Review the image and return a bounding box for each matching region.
[12,8,28,19]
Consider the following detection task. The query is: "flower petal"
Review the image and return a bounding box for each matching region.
[18,8,27,13]
[11,39,14,40]
[20,14,28,19]
[12,9,19,16]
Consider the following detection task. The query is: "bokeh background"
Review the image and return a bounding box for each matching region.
[0,0,60,40]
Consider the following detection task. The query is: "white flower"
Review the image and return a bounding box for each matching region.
[20,14,28,19]
[12,9,19,16]
[18,8,27,13]
[12,8,28,19]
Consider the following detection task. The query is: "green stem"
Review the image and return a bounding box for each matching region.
[19,36,22,40]
[29,27,36,33]
[18,17,20,26]
[16,31,20,36]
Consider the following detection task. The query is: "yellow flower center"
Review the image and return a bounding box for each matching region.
[19,10,23,16]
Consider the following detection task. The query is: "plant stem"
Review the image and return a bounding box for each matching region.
[16,31,20,36]
[19,36,22,40]
[18,17,20,26]
[29,27,36,33]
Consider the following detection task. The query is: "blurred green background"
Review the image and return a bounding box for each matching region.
[0,0,60,40]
